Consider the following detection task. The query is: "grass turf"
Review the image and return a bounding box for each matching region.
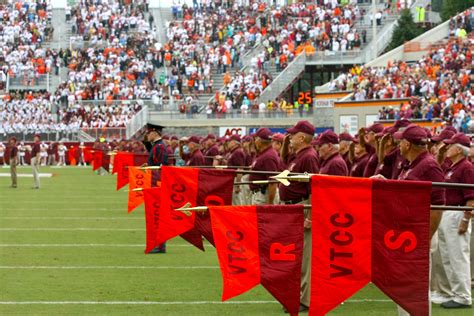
[0,167,472,315]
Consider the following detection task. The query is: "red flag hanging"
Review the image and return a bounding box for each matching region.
[112,152,123,175]
[310,176,372,316]
[92,150,103,171]
[101,152,111,172]
[209,205,304,315]
[157,167,236,250]
[83,147,93,163]
[116,153,148,191]
[143,186,163,253]
[371,180,431,316]
[310,175,431,316]
[158,166,202,249]
[128,167,152,213]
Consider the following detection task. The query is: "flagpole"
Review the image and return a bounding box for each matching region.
[175,204,474,213]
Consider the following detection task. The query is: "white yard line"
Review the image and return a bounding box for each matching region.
[0,266,219,269]
[0,299,392,305]
[0,173,53,178]
[0,244,195,247]
[1,217,142,220]
[0,228,142,231]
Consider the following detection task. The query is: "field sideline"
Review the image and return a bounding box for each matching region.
[0,167,472,315]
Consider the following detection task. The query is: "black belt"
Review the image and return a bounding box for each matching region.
[283,197,308,205]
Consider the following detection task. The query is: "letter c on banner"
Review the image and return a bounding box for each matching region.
[384,230,417,253]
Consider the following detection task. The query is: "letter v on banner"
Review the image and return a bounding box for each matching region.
[128,167,152,212]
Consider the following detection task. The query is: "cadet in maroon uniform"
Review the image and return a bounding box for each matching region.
[362,123,384,177]
[317,130,348,176]
[203,134,219,166]
[431,127,456,171]
[31,134,41,189]
[225,134,246,205]
[374,126,398,179]
[248,128,281,205]
[393,124,446,235]
[9,137,18,188]
[182,136,205,166]
[279,120,319,313]
[339,132,353,171]
[271,133,284,157]
[350,139,370,177]
[389,124,446,315]
[435,133,474,309]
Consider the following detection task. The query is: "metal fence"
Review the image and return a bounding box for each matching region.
[7,72,50,91]
[80,128,127,141]
[126,106,149,139]
[0,131,79,142]
[149,107,315,120]
[256,52,306,104]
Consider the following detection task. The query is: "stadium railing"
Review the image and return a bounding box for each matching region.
[1,130,79,142]
[256,52,306,104]
[80,127,127,141]
[126,106,149,139]
[7,72,50,91]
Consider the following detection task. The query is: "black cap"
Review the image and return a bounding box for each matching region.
[146,123,164,134]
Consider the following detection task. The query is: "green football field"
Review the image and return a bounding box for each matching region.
[0,167,472,315]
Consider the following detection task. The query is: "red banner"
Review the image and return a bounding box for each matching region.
[143,186,163,253]
[156,167,235,249]
[83,147,93,163]
[210,205,304,315]
[310,176,372,316]
[371,180,431,316]
[128,167,152,213]
[92,150,103,171]
[116,153,148,190]
[310,175,431,316]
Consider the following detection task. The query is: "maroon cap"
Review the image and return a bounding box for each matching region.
[242,135,252,142]
[171,135,178,141]
[34,134,41,139]
[204,133,216,141]
[255,127,273,141]
[287,120,315,135]
[339,132,354,142]
[162,134,170,140]
[443,133,470,147]
[394,119,411,129]
[10,136,17,142]
[376,126,397,137]
[431,129,455,142]
[228,134,241,143]
[365,123,384,134]
[393,125,429,145]
[272,133,285,143]
[443,126,457,133]
[188,135,201,144]
[316,130,339,145]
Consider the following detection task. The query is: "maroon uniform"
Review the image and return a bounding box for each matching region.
[279,146,319,203]
[363,151,378,177]
[249,146,281,191]
[227,146,246,168]
[319,152,348,176]
[204,144,219,166]
[31,142,41,157]
[375,147,398,179]
[391,149,407,179]
[445,158,474,206]
[186,149,205,166]
[10,146,18,159]
[398,151,445,205]
[350,153,369,177]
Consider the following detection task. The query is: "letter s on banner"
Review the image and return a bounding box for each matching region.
[383,230,417,253]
